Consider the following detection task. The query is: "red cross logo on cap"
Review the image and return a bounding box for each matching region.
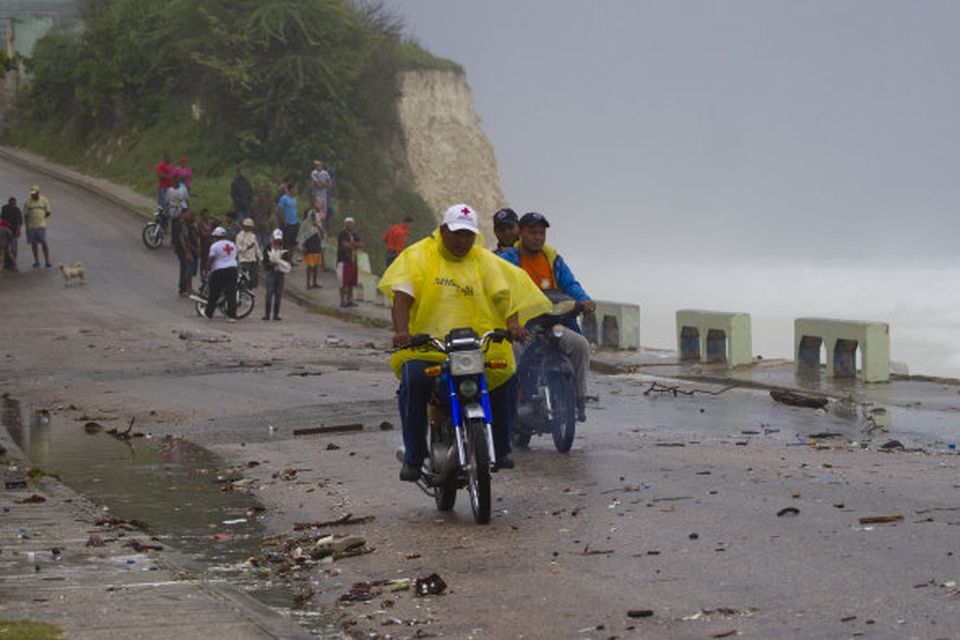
[461,207,471,216]
[223,244,234,256]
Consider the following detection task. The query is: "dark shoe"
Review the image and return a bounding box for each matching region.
[492,455,515,472]
[577,403,587,423]
[399,463,422,482]
[32,262,39,268]
[347,301,358,307]
[45,262,51,268]
[261,316,270,321]
[273,316,282,321]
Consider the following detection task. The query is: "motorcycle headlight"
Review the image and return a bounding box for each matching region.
[552,324,567,338]
[458,378,479,399]
[449,350,484,376]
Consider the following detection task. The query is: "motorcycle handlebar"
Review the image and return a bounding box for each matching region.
[392,329,510,353]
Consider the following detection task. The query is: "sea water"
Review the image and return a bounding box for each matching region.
[578,256,960,378]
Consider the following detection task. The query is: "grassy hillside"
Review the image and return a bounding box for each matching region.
[2,0,459,272]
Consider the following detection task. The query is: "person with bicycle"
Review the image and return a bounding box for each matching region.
[379,204,551,482]
[499,212,595,422]
[203,227,239,321]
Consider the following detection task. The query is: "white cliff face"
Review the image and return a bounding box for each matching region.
[396,70,505,243]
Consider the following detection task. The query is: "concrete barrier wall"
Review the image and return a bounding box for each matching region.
[795,317,890,383]
[583,301,640,350]
[675,309,752,367]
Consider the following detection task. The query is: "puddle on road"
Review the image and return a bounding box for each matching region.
[0,396,319,610]
[0,396,362,636]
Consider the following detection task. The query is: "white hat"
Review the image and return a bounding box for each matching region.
[212,227,227,237]
[344,216,355,224]
[272,228,284,240]
[442,204,478,233]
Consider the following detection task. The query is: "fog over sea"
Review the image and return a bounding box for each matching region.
[386,1,960,378]
[575,256,960,378]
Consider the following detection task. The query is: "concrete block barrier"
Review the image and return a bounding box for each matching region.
[794,317,890,383]
[582,301,640,350]
[676,310,752,367]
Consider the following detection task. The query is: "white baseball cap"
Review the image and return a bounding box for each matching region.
[272,229,283,240]
[212,227,227,237]
[442,204,478,233]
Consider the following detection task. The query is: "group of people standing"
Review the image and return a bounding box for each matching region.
[155,153,369,319]
[0,186,54,273]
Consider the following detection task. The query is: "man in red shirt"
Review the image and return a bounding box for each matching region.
[383,215,413,268]
[155,153,174,209]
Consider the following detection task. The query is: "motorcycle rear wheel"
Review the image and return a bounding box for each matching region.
[234,289,256,319]
[465,418,491,524]
[142,222,164,249]
[549,371,577,453]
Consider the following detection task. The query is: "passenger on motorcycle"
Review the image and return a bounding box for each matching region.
[379,204,552,482]
[499,212,596,422]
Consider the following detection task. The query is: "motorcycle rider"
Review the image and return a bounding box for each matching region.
[492,208,519,255]
[499,212,596,422]
[379,204,551,482]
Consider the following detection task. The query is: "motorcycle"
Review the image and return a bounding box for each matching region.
[141,206,167,249]
[191,267,256,319]
[395,328,511,525]
[513,294,582,453]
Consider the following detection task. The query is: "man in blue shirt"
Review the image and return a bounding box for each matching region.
[276,182,300,251]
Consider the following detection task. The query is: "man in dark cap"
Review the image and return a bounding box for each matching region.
[499,211,596,422]
[492,208,519,255]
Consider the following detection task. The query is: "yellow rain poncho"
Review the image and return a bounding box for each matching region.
[379,230,552,390]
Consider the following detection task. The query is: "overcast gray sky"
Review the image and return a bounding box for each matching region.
[384,1,960,261]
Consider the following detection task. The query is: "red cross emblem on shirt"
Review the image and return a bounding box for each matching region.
[223,244,234,256]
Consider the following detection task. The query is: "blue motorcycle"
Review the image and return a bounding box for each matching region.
[514,295,581,453]
[397,327,510,524]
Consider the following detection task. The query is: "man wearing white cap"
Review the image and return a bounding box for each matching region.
[379,204,552,482]
[336,216,362,308]
[262,228,291,321]
[204,226,239,320]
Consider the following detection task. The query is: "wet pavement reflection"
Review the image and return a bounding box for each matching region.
[1,395,261,572]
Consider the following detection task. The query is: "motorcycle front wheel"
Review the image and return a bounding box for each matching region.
[465,418,491,524]
[194,282,209,317]
[142,222,164,249]
[549,371,577,453]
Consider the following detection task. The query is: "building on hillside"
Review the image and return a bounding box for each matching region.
[0,0,81,123]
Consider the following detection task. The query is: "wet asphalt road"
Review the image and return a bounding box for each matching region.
[3,156,960,639]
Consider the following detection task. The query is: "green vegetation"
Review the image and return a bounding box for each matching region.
[0,620,62,640]
[3,0,460,271]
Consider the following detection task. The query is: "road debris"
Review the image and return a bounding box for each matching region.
[626,609,653,618]
[14,494,47,504]
[770,389,828,409]
[83,421,103,434]
[858,515,904,525]
[415,573,447,597]
[777,507,800,517]
[293,423,363,436]
[293,514,375,530]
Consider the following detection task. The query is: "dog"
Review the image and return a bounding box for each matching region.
[58,262,86,284]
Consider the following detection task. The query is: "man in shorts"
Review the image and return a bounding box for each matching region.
[336,217,362,307]
[24,185,52,268]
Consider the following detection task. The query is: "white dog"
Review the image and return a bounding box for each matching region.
[58,262,85,284]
